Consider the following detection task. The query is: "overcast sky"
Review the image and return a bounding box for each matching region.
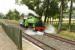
[0,0,75,15]
[0,0,16,14]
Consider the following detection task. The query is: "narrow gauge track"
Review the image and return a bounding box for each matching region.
[22,32,56,50]
[44,33,75,45]
[20,26,75,50]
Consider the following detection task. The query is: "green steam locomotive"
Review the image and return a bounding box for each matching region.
[20,16,45,31]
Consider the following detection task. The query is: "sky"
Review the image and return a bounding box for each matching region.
[0,0,16,14]
[0,0,38,16]
[68,1,75,7]
[0,0,75,15]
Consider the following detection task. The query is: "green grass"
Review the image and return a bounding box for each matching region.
[53,23,75,31]
[58,31,75,41]
[53,23,75,41]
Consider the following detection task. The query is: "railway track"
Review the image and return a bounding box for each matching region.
[20,27,56,50]
[20,26,75,50]
[44,33,75,45]
[22,32,56,50]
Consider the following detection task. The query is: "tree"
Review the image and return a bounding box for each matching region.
[69,0,73,31]
[6,10,20,20]
[21,0,44,16]
[0,13,5,19]
[58,0,64,33]
[6,10,12,19]
[42,0,59,23]
[56,0,75,32]
[21,0,39,10]
[21,0,59,23]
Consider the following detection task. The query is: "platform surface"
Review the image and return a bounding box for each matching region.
[0,25,18,50]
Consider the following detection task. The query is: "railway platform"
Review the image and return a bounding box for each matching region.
[0,25,18,50]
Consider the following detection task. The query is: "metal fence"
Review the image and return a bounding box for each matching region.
[50,19,75,31]
[1,22,22,50]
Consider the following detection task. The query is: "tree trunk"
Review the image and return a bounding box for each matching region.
[69,0,73,31]
[44,0,49,23]
[50,17,51,24]
[51,17,53,25]
[47,17,49,23]
[58,0,63,33]
[44,15,47,23]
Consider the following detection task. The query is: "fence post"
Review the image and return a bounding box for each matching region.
[18,30,22,50]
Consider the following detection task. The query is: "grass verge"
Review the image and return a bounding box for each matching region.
[58,31,75,41]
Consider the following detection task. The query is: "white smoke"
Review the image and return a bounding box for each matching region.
[0,0,39,16]
[24,24,56,35]
[44,25,56,34]
[24,28,44,35]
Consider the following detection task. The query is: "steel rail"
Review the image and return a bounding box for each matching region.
[23,32,56,50]
[45,33,75,45]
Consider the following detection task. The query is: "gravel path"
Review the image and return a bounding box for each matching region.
[0,26,18,50]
